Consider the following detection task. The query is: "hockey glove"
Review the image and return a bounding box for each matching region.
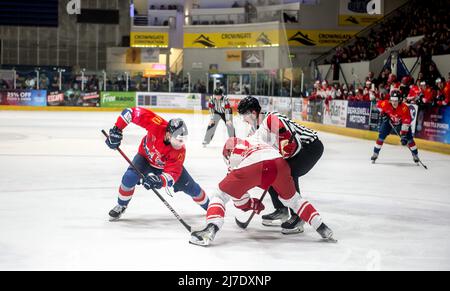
[106,126,123,150]
[236,198,265,214]
[142,173,163,190]
[280,139,296,158]
[400,131,408,146]
[379,112,390,123]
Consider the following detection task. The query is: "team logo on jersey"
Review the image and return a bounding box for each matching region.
[152,116,163,125]
[144,136,165,168]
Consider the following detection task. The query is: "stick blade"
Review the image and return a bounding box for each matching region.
[235,217,248,229]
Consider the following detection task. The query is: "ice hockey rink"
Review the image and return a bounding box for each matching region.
[0,110,449,271]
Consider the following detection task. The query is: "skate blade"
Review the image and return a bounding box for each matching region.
[108,216,120,222]
[189,237,210,247]
[322,237,338,243]
[262,219,285,227]
[281,227,304,235]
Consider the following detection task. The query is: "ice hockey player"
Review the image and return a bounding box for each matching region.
[189,136,335,246]
[202,88,235,147]
[371,90,420,164]
[105,107,209,220]
[236,96,324,235]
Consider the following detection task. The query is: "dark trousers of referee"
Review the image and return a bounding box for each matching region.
[203,112,235,144]
[269,139,324,209]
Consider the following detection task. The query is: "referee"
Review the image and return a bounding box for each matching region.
[203,88,236,146]
[237,96,324,234]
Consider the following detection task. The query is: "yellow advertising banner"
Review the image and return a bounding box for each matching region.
[130,32,168,48]
[286,30,358,47]
[184,31,279,48]
[226,51,242,62]
[339,15,382,26]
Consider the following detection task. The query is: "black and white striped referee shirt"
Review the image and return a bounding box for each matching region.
[252,111,318,158]
[208,95,232,121]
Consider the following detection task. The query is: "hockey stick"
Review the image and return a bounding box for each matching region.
[234,130,298,229]
[101,129,192,232]
[235,189,269,229]
[388,123,428,170]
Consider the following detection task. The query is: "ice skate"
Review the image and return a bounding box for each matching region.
[412,154,420,164]
[262,207,290,226]
[108,204,127,221]
[316,223,337,242]
[371,153,378,164]
[281,214,305,235]
[189,223,219,247]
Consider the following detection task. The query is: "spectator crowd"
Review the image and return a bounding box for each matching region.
[306,69,450,108]
[326,0,449,65]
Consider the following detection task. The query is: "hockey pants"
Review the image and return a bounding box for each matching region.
[203,112,235,144]
[268,139,324,210]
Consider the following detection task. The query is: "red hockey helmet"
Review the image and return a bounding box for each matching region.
[222,137,249,161]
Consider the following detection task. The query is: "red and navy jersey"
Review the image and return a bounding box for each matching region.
[114,107,185,186]
[377,100,412,130]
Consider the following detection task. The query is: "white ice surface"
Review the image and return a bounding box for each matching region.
[0,110,449,271]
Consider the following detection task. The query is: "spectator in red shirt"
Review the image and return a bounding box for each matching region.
[436,78,450,106]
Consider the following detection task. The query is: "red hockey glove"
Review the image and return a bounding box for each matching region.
[236,198,265,214]
[280,139,296,158]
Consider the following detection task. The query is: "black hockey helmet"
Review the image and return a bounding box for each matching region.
[166,118,188,139]
[213,88,223,96]
[390,90,402,102]
[237,96,261,115]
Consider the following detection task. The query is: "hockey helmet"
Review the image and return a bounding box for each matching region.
[390,90,402,102]
[213,88,223,96]
[166,118,188,139]
[222,137,250,164]
[237,96,261,115]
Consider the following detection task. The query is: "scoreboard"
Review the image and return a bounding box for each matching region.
[0,0,58,27]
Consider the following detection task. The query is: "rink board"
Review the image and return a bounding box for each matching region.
[298,120,450,156]
[1,105,450,155]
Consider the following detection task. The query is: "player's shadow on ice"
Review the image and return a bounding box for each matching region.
[213,228,332,247]
[374,161,419,168]
[116,214,205,229]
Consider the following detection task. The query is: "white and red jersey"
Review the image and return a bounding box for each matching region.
[250,112,318,159]
[225,135,281,171]
[317,85,336,100]
[114,107,185,186]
